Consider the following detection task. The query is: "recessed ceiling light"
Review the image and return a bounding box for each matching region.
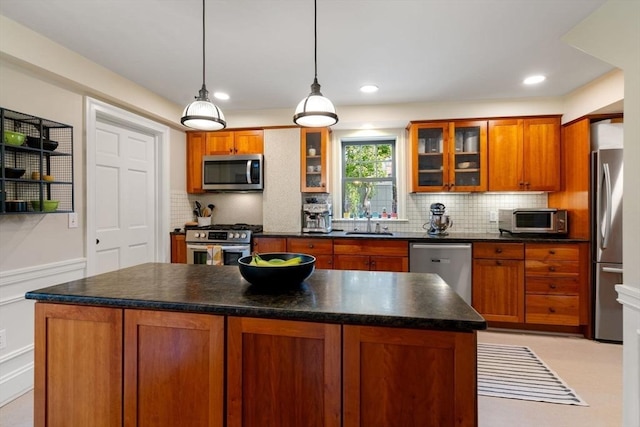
[213,92,230,100]
[360,85,379,93]
[523,75,546,85]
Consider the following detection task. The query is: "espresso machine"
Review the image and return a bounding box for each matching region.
[425,202,453,235]
[302,203,332,233]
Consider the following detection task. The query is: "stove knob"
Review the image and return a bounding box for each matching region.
[228,232,234,240]
[194,232,200,238]
[240,232,247,239]
[234,232,241,239]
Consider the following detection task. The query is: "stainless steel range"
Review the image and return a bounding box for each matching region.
[185,224,260,265]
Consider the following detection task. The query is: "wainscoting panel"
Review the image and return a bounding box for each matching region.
[0,258,86,406]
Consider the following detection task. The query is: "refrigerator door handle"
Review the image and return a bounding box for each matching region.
[601,163,612,250]
[602,266,624,274]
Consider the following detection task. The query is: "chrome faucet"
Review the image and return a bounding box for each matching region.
[364,200,372,232]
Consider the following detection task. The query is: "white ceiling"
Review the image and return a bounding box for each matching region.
[0,0,614,117]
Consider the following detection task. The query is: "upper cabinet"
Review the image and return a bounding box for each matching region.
[488,117,561,192]
[205,130,263,155]
[409,120,487,192]
[300,127,330,193]
[1,107,74,214]
[186,130,264,193]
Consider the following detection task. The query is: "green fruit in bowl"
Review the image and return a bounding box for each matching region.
[3,130,26,146]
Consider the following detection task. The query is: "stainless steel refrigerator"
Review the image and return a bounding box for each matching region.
[591,121,624,342]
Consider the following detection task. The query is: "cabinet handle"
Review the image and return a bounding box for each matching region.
[549,266,556,272]
[495,248,503,254]
[496,260,503,266]
[549,250,556,255]
[548,307,556,313]
[519,181,525,187]
[96,239,100,245]
[549,283,557,289]
[308,244,314,248]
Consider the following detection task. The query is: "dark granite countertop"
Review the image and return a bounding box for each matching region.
[258,230,588,243]
[25,263,486,332]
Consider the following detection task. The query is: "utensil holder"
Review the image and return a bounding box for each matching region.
[197,216,211,227]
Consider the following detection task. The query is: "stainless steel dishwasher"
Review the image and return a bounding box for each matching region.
[409,243,472,304]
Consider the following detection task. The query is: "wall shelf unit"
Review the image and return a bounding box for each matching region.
[1,107,74,214]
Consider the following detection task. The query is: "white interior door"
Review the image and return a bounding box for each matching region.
[94,120,156,274]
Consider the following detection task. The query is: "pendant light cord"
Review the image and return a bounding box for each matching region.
[313,0,318,81]
[202,0,206,86]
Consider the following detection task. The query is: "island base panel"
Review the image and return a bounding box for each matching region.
[343,325,478,427]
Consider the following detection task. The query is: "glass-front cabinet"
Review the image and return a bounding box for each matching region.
[410,120,487,192]
[301,127,330,193]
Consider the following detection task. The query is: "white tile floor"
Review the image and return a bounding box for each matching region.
[0,330,622,427]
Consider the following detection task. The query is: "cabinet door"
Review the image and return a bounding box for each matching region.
[35,303,123,427]
[370,255,408,272]
[124,310,224,427]
[411,123,449,192]
[301,127,330,192]
[170,233,187,263]
[234,130,264,154]
[472,258,525,322]
[227,317,341,427]
[205,131,235,155]
[343,325,477,427]
[252,236,287,253]
[488,119,524,191]
[451,120,488,192]
[523,117,560,191]
[334,254,370,271]
[186,132,206,193]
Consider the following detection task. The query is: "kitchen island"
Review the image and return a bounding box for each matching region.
[26,263,486,427]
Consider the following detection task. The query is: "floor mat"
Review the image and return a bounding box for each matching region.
[477,343,588,406]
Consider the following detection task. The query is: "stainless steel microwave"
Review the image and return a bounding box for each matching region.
[202,154,263,191]
[498,208,568,234]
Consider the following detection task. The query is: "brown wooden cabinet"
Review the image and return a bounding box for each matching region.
[333,239,408,272]
[301,127,331,193]
[488,116,561,191]
[287,237,334,269]
[525,243,587,326]
[35,303,123,427]
[35,303,225,427]
[170,233,187,263]
[343,325,477,427]
[252,236,287,253]
[409,120,488,192]
[205,130,264,155]
[227,317,341,427]
[124,309,225,427]
[472,242,525,323]
[186,130,263,193]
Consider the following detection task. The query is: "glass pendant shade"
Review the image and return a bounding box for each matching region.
[294,79,338,127]
[181,85,226,130]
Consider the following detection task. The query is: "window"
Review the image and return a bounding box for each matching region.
[342,139,397,218]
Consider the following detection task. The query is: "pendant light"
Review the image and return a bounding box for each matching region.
[293,0,338,127]
[181,0,226,130]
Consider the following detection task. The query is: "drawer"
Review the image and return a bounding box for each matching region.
[473,242,524,260]
[526,295,579,326]
[287,238,333,255]
[525,260,579,276]
[334,239,408,257]
[526,277,579,295]
[525,244,579,261]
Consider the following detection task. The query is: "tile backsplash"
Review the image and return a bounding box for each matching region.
[334,192,548,234]
[172,190,547,235]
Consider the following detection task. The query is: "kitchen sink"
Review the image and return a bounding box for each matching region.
[344,231,394,236]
